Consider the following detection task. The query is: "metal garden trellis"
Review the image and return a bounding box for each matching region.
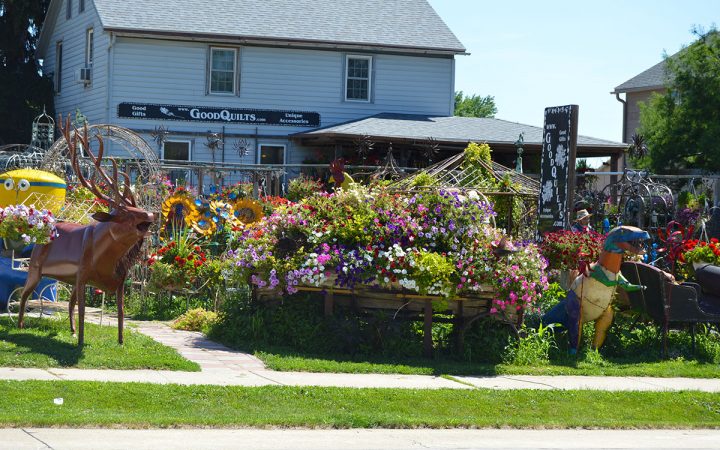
[386,150,540,238]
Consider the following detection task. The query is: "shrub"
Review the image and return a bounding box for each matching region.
[502,323,555,366]
[172,308,218,333]
[287,176,324,202]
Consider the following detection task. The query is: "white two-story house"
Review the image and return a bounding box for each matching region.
[36,0,466,175]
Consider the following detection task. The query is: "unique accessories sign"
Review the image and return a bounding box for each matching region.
[537,104,579,234]
[118,102,320,127]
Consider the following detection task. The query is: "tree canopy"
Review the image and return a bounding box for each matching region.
[0,0,54,145]
[454,91,497,118]
[638,28,720,173]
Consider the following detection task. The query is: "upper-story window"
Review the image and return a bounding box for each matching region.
[209,47,237,95]
[66,0,72,19]
[345,55,372,102]
[55,41,63,93]
[85,28,94,66]
[79,0,85,13]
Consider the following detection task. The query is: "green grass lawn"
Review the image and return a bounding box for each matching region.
[0,316,199,371]
[1,380,718,428]
[253,347,720,378]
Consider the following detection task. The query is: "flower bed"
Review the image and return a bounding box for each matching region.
[227,185,548,321]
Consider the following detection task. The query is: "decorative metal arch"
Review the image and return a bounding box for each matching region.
[41,124,160,181]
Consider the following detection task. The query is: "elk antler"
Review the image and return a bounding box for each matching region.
[60,115,137,208]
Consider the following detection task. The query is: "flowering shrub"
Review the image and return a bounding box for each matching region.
[148,230,207,289]
[0,205,58,245]
[540,230,605,272]
[227,184,549,316]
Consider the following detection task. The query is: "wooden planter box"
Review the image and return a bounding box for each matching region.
[254,280,522,357]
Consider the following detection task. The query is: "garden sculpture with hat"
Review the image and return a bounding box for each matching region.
[571,209,593,232]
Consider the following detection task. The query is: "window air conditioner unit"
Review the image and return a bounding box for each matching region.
[75,67,91,84]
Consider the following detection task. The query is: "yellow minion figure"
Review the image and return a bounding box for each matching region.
[0,169,67,214]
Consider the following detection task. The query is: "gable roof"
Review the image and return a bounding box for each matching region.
[38,0,466,56]
[295,113,625,150]
[613,59,669,94]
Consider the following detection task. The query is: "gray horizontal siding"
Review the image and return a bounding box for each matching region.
[44,0,107,126]
[110,38,454,137]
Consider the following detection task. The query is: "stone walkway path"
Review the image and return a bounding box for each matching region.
[131,321,266,372]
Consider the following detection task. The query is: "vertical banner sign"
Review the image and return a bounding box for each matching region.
[537,105,579,234]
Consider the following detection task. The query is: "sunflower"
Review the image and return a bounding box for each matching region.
[192,211,218,237]
[232,199,264,226]
[161,192,199,229]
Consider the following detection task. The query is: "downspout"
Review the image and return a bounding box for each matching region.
[615,92,628,143]
[613,92,628,192]
[106,32,116,124]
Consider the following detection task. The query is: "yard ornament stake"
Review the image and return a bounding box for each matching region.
[542,226,649,353]
[18,117,155,346]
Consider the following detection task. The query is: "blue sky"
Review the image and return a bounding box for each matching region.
[428,0,717,145]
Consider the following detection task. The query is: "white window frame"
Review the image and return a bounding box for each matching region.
[85,28,94,67]
[256,143,286,165]
[55,41,63,94]
[208,47,238,95]
[162,139,193,161]
[344,55,372,102]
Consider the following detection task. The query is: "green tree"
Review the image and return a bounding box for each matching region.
[0,0,54,145]
[454,91,497,118]
[639,28,720,173]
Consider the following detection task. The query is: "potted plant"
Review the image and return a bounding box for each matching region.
[0,204,58,251]
[679,238,720,275]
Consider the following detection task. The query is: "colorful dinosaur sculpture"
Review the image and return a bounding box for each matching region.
[542,225,650,352]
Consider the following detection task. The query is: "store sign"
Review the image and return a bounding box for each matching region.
[537,104,579,234]
[117,102,320,127]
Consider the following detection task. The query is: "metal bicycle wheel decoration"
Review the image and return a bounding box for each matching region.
[592,170,674,232]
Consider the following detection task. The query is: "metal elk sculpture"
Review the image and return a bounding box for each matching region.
[18,117,155,346]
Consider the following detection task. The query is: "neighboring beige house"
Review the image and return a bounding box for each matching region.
[612,59,671,144]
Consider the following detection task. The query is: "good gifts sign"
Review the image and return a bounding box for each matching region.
[537,105,579,234]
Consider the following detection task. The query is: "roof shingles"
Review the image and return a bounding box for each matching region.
[298,114,624,148]
[93,0,466,53]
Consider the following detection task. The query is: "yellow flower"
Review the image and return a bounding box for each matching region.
[232,199,264,226]
[161,192,199,229]
[192,217,217,237]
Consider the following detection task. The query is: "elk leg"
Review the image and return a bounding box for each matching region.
[116,282,125,345]
[68,286,78,335]
[18,268,43,329]
[76,230,93,347]
[77,283,86,346]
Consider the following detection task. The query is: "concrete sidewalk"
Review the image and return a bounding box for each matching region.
[4,428,720,450]
[1,312,719,391]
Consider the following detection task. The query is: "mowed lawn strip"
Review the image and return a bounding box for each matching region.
[0,317,199,371]
[1,380,719,428]
[258,351,720,378]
